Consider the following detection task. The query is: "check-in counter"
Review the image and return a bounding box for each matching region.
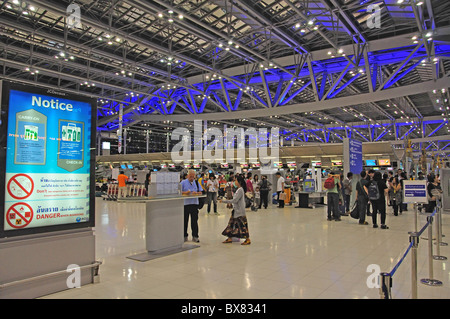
[295,191,326,209]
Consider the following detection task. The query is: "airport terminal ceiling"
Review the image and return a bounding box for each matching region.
[1,0,450,157]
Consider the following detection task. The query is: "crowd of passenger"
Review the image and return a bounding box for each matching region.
[325,168,443,230]
[109,167,443,245]
[180,170,292,246]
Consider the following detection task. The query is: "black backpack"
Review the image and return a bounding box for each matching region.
[260,179,268,190]
[368,180,380,201]
[195,180,206,209]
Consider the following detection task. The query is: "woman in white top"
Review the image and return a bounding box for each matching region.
[206,174,219,214]
[220,175,251,245]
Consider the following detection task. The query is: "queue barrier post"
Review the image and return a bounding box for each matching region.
[410,232,419,299]
[420,214,443,287]
[436,200,448,246]
[434,204,447,261]
[379,272,392,299]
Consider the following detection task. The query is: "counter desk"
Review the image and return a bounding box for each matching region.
[295,191,327,209]
[118,194,206,261]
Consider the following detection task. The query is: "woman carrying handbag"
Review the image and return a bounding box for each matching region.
[220,175,251,245]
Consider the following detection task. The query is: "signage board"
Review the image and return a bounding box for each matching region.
[346,138,363,174]
[402,180,428,204]
[0,82,96,238]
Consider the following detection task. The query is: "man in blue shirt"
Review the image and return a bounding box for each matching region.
[180,170,202,243]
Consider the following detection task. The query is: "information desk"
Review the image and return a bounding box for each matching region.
[118,194,206,262]
[295,191,326,209]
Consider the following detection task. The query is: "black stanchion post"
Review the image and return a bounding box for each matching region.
[410,232,419,299]
[379,272,392,299]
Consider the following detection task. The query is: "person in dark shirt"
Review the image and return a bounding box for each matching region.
[366,169,374,216]
[371,171,389,229]
[426,174,440,213]
[356,171,369,225]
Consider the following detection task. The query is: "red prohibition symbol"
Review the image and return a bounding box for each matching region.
[7,174,34,200]
[6,202,34,229]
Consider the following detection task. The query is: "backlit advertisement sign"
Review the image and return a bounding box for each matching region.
[0,82,95,237]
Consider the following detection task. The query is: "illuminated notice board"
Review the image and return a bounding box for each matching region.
[0,82,96,238]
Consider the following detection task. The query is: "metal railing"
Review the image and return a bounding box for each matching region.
[379,201,447,299]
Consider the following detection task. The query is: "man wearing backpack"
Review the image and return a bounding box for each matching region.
[370,171,389,229]
[325,172,341,221]
[258,175,271,209]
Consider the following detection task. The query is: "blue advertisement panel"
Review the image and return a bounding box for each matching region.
[0,82,96,238]
[349,139,363,174]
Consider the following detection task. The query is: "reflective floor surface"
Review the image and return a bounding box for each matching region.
[41,198,450,299]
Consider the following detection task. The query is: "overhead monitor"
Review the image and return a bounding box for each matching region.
[102,141,110,150]
[273,162,282,168]
[311,161,321,168]
[0,81,96,238]
[378,159,391,166]
[127,164,133,169]
[365,159,377,166]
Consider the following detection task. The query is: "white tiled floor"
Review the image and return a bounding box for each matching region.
[42,198,450,299]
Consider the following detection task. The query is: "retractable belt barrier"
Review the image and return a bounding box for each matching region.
[379,201,447,299]
[103,183,146,201]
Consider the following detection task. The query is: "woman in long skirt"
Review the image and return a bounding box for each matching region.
[220,175,251,245]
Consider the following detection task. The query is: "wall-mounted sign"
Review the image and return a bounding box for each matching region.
[0,82,96,238]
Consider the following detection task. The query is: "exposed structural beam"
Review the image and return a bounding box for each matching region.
[377,44,423,91]
[183,25,450,86]
[221,0,310,55]
[320,0,367,44]
[134,76,450,122]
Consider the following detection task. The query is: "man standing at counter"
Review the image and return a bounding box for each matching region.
[118,171,129,198]
[181,170,203,243]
